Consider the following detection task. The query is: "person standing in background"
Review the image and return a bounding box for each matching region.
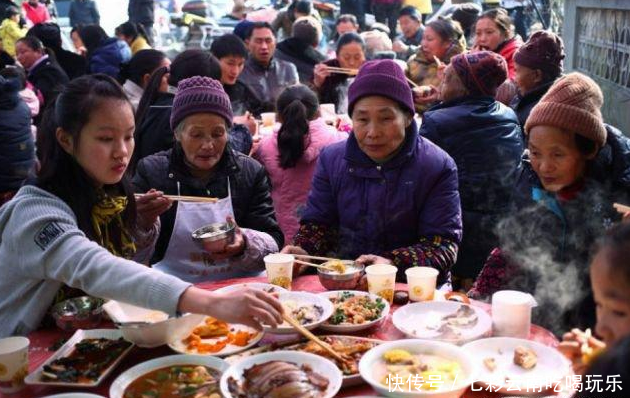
[22,0,50,27]
[501,0,528,40]
[0,6,26,57]
[128,0,154,41]
[69,0,100,28]
[372,0,402,40]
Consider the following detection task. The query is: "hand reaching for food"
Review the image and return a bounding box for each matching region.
[558,328,606,374]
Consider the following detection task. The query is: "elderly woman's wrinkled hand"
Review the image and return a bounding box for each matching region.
[412,85,439,105]
[281,245,310,276]
[209,216,246,261]
[313,63,331,88]
[135,189,172,230]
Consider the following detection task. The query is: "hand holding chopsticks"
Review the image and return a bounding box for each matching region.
[134,193,218,203]
[281,313,348,363]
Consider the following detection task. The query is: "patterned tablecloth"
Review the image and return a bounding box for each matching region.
[18,275,563,398]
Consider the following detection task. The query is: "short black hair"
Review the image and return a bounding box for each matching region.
[5,5,19,17]
[292,17,321,46]
[211,33,248,60]
[336,32,365,55]
[336,14,358,27]
[0,66,27,90]
[293,0,312,15]
[246,21,274,40]
[27,22,62,49]
[399,5,422,22]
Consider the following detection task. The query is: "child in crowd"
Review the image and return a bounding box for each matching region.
[0,74,283,337]
[0,6,26,57]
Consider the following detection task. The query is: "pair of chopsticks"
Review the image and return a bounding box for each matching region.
[294,259,337,271]
[281,313,347,363]
[294,254,338,262]
[134,193,218,203]
[324,66,358,76]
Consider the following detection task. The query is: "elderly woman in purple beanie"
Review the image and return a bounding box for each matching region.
[284,59,462,287]
[133,76,283,283]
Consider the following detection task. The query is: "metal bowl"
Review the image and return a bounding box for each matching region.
[51,296,105,332]
[317,261,365,290]
[191,221,236,253]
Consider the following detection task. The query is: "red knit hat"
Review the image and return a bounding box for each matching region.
[514,30,565,78]
[450,51,508,97]
[525,72,607,147]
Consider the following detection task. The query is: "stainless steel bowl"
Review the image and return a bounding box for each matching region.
[51,296,104,331]
[191,221,236,253]
[317,261,365,290]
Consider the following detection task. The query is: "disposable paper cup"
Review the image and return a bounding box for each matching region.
[261,112,276,127]
[264,253,294,290]
[405,267,438,302]
[319,103,336,120]
[365,264,397,303]
[0,337,29,394]
[492,290,537,339]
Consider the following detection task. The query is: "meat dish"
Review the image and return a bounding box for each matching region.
[123,365,221,398]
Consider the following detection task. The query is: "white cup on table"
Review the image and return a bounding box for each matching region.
[365,264,397,304]
[0,336,29,394]
[492,290,537,339]
[264,253,294,290]
[260,112,276,127]
[405,266,439,302]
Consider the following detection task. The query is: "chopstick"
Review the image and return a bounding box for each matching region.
[324,66,358,76]
[294,254,340,262]
[572,328,606,350]
[406,76,419,88]
[294,259,334,271]
[613,203,630,214]
[134,194,218,203]
[281,313,347,363]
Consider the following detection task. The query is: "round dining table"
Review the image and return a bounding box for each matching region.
[18,275,565,398]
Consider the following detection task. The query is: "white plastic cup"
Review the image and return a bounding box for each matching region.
[319,103,336,123]
[365,264,397,303]
[261,112,276,127]
[264,253,294,290]
[491,290,537,338]
[0,336,29,394]
[405,267,439,302]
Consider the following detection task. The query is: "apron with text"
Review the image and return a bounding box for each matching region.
[153,178,259,283]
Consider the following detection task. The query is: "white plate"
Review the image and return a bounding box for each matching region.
[359,339,477,398]
[318,290,390,333]
[40,394,105,398]
[264,291,334,334]
[109,354,228,398]
[220,351,343,398]
[168,317,264,357]
[225,335,383,387]
[214,282,287,294]
[25,329,134,387]
[462,337,571,395]
[392,301,492,345]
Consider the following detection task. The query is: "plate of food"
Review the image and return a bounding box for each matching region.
[25,329,134,387]
[392,301,492,345]
[40,394,105,398]
[214,282,288,295]
[318,291,389,333]
[169,316,263,357]
[220,351,343,398]
[359,339,477,398]
[264,291,333,334]
[463,337,572,395]
[109,354,228,398]
[226,335,382,387]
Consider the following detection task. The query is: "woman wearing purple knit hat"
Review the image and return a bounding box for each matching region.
[283,59,463,288]
[469,72,630,336]
[133,76,283,283]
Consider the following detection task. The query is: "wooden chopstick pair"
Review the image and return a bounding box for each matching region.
[324,66,358,76]
[281,313,347,363]
[294,259,337,271]
[134,193,218,203]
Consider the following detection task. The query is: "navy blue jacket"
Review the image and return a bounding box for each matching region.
[0,77,34,193]
[69,0,99,27]
[420,96,524,278]
[88,38,131,78]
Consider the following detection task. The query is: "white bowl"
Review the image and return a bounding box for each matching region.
[103,300,204,347]
[462,337,571,395]
[110,354,228,398]
[359,339,477,398]
[264,291,334,334]
[392,301,492,345]
[220,351,343,398]
[214,282,287,294]
[318,290,390,333]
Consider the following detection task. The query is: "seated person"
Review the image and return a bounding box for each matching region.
[286,59,462,287]
[419,51,523,288]
[468,73,630,336]
[238,21,299,111]
[473,8,522,79]
[393,6,424,60]
[26,22,87,80]
[275,16,327,84]
[330,14,359,46]
[119,49,169,110]
[133,76,283,283]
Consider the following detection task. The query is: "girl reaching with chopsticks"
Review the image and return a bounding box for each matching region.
[0,74,284,337]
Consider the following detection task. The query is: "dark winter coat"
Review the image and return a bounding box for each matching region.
[315,58,352,114]
[52,46,87,80]
[0,77,34,194]
[275,37,327,84]
[88,37,131,78]
[69,0,100,27]
[223,81,265,117]
[237,57,299,112]
[128,0,154,25]
[132,145,284,263]
[420,96,524,278]
[509,80,555,129]
[27,55,69,106]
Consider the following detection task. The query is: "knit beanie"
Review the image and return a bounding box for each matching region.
[514,30,565,78]
[525,72,606,147]
[347,59,415,116]
[170,76,233,131]
[450,51,507,97]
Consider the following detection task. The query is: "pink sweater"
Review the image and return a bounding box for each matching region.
[254,118,347,244]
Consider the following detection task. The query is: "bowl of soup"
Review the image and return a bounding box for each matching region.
[359,339,477,398]
[110,354,228,398]
[317,261,364,290]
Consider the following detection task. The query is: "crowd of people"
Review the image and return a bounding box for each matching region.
[0,0,629,385]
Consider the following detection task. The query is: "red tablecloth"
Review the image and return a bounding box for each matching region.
[17,275,562,398]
